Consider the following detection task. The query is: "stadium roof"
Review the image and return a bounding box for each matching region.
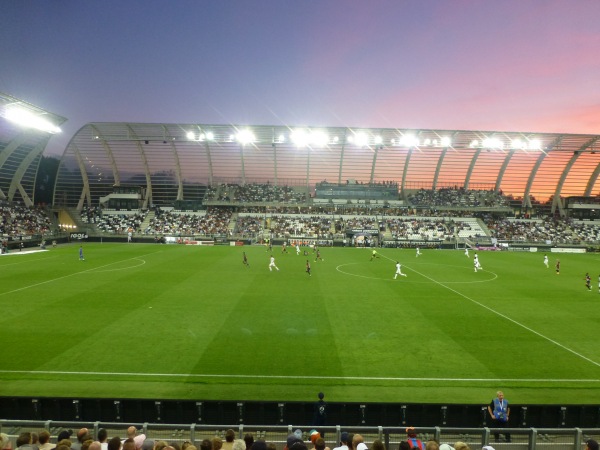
[0,92,66,206]
[55,122,600,212]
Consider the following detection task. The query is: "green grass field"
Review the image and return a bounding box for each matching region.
[1,242,599,404]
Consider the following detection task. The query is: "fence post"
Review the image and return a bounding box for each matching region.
[114,400,121,422]
[360,405,367,425]
[196,402,202,424]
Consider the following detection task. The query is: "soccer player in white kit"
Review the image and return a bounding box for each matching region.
[465,247,469,257]
[394,261,408,279]
[474,253,482,272]
[544,254,549,268]
[416,247,421,257]
[268,256,279,271]
[296,243,300,255]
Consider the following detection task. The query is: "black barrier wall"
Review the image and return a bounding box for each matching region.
[1,397,599,428]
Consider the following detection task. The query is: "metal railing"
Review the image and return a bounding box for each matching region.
[1,421,599,450]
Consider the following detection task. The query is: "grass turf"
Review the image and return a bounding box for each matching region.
[0,242,599,404]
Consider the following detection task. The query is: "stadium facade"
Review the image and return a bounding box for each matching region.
[0,92,66,206]
[54,122,600,215]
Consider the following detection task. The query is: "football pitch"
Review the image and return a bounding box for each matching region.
[1,242,599,404]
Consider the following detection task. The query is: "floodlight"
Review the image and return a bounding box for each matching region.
[440,136,451,147]
[528,139,542,150]
[186,131,195,140]
[236,129,255,145]
[333,136,339,143]
[483,137,503,149]
[400,134,419,147]
[206,132,214,140]
[470,140,479,148]
[354,132,369,147]
[310,130,328,146]
[291,129,309,147]
[6,107,61,134]
[423,138,431,146]
[374,136,383,145]
[199,133,205,141]
[278,134,285,143]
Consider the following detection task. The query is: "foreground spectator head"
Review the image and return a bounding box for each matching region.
[586,442,598,450]
[425,442,439,450]
[454,444,469,450]
[17,433,32,448]
[89,443,102,450]
[123,439,137,450]
[309,432,321,446]
[289,443,307,450]
[57,432,72,443]
[225,432,235,445]
[200,441,212,450]
[77,430,90,444]
[154,442,168,450]
[314,439,325,450]
[399,443,410,450]
[372,441,385,450]
[339,434,350,446]
[97,431,107,444]
[250,442,267,450]
[82,441,94,450]
[212,439,222,450]
[108,437,122,450]
[38,432,51,446]
[352,436,364,450]
[243,436,253,450]
[0,433,12,450]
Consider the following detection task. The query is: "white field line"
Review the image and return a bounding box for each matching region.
[0,370,598,383]
[377,252,600,369]
[0,251,161,298]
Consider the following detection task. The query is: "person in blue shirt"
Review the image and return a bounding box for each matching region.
[79,245,85,261]
[488,391,511,442]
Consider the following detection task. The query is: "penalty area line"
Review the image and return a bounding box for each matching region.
[0,370,598,383]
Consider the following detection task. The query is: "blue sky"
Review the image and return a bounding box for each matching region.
[2,1,599,156]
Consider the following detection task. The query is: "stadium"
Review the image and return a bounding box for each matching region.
[1,91,599,449]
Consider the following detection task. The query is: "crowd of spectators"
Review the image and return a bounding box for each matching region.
[236,215,264,238]
[80,206,103,224]
[205,183,307,203]
[0,425,499,450]
[0,202,52,237]
[144,208,232,236]
[407,188,510,208]
[386,218,452,241]
[93,212,148,234]
[269,215,334,239]
[485,217,574,244]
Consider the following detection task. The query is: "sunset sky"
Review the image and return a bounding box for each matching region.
[2,1,599,156]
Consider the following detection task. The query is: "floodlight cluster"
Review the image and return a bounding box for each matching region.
[469,138,542,150]
[182,128,548,151]
[5,108,61,134]
[186,131,215,141]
